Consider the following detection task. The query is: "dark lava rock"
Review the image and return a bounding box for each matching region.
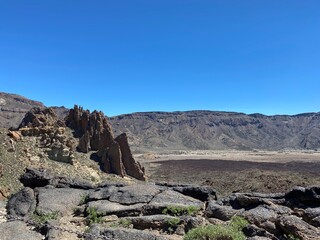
[7,187,36,218]
[20,168,53,188]
[86,225,168,240]
[0,221,44,240]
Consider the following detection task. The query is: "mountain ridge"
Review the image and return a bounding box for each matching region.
[1,92,320,151]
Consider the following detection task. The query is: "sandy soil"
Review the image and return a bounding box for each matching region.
[135,150,320,163]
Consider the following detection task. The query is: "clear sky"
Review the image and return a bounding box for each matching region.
[1,1,319,116]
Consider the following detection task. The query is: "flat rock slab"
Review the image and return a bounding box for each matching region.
[88,186,119,201]
[205,201,241,221]
[125,214,180,230]
[86,225,168,240]
[88,200,144,217]
[149,190,204,209]
[36,188,88,215]
[108,184,161,204]
[0,221,44,240]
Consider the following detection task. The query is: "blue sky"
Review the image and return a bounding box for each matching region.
[1,1,319,116]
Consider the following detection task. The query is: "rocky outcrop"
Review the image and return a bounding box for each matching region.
[4,169,320,240]
[66,106,113,151]
[15,108,74,164]
[19,107,64,128]
[115,133,145,180]
[0,221,44,240]
[4,169,211,239]
[66,105,145,180]
[7,130,22,141]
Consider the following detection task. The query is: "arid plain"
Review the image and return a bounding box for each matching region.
[137,150,320,196]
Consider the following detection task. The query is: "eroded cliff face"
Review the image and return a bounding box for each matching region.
[65,105,145,180]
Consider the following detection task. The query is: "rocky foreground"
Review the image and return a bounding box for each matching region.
[1,168,320,240]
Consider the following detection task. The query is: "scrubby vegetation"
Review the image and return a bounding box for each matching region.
[162,205,200,216]
[32,211,59,225]
[166,217,181,233]
[184,216,248,240]
[113,218,132,228]
[86,207,104,226]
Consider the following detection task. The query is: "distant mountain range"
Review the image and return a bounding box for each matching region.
[1,92,320,151]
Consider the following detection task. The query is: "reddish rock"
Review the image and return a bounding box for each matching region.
[8,130,23,141]
[115,133,145,181]
[102,141,126,177]
[78,131,91,153]
[19,107,64,128]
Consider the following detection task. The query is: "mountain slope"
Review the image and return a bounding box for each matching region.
[1,92,320,151]
[110,111,320,151]
[0,92,68,129]
[0,92,45,129]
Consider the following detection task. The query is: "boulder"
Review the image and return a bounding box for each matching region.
[20,168,53,188]
[205,201,241,221]
[108,184,160,205]
[285,186,320,207]
[46,142,73,164]
[87,200,144,217]
[243,224,277,239]
[36,188,88,215]
[7,187,36,218]
[7,130,22,141]
[86,225,168,240]
[20,167,94,190]
[146,190,204,215]
[124,215,180,230]
[0,221,44,240]
[276,215,320,240]
[170,184,217,201]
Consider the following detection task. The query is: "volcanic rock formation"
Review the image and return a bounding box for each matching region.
[8,105,145,180]
[65,105,145,180]
[4,168,320,240]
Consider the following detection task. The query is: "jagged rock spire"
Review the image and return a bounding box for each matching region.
[66,105,146,180]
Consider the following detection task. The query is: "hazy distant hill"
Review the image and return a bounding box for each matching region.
[110,111,320,151]
[1,92,320,151]
[0,92,68,129]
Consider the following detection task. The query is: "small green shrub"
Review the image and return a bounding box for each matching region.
[166,217,181,233]
[229,216,249,231]
[184,225,246,240]
[118,218,132,228]
[32,211,59,225]
[110,218,132,228]
[79,194,90,205]
[184,216,248,240]
[285,234,300,240]
[162,205,200,216]
[86,207,104,226]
